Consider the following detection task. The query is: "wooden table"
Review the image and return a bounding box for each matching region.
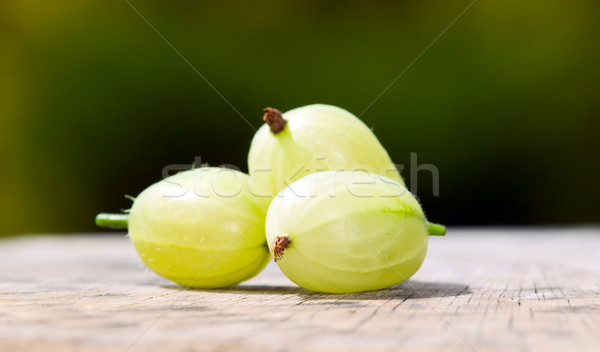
[1,229,599,352]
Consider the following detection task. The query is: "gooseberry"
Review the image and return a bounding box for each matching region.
[96,167,270,288]
[265,170,445,293]
[247,104,404,197]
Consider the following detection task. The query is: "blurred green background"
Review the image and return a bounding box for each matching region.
[1,0,599,236]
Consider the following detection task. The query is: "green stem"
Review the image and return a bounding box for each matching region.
[96,213,129,229]
[427,222,446,236]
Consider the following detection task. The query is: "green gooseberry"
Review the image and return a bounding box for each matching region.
[265,170,445,293]
[96,167,270,288]
[248,104,404,197]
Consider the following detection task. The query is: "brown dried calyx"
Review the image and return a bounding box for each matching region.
[263,107,287,134]
[271,236,291,262]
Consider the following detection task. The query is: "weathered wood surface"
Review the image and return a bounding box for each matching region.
[1,228,599,352]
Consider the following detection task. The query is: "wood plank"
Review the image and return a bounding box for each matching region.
[0,228,599,351]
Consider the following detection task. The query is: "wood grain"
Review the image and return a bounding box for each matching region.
[1,228,599,352]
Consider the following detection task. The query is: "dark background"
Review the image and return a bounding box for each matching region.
[1,0,599,236]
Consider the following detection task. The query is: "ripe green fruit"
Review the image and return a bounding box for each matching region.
[97,167,270,288]
[248,104,404,197]
[265,171,444,293]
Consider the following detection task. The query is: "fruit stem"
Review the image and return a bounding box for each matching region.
[427,222,446,236]
[271,235,291,262]
[96,213,129,229]
[263,107,287,134]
